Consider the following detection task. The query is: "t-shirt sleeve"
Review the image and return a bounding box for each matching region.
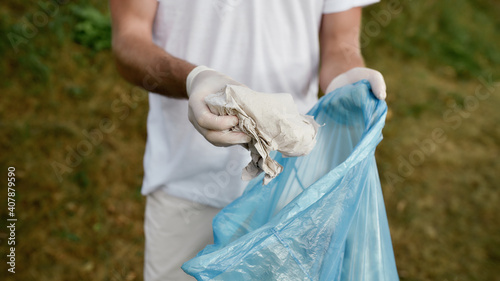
[323,0,380,14]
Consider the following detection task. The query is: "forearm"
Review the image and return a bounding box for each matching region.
[319,7,366,93]
[112,34,196,99]
[319,45,365,93]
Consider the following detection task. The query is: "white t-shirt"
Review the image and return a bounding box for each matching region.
[142,0,379,208]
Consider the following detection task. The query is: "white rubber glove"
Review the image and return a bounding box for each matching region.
[325,67,387,100]
[186,66,251,147]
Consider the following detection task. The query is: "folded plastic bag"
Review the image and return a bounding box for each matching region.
[182,80,399,281]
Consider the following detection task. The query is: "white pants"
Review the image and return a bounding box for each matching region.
[144,189,221,281]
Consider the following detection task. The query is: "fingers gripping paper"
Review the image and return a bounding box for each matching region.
[183,81,399,281]
[205,85,319,184]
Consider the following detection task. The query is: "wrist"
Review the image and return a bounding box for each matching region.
[186,65,213,96]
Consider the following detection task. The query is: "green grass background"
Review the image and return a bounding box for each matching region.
[0,0,499,280]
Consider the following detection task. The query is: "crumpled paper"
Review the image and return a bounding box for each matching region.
[205,85,319,184]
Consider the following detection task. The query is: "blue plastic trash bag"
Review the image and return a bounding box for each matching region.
[182,80,399,281]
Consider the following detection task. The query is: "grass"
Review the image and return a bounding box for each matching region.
[0,0,499,280]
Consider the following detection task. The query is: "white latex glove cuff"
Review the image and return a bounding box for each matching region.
[325,67,387,100]
[186,65,213,96]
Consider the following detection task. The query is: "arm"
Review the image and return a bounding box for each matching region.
[319,8,386,99]
[110,0,249,146]
[110,0,195,99]
[319,8,364,92]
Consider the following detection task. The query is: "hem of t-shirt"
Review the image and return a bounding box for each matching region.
[164,187,232,209]
[323,0,380,14]
[142,182,234,209]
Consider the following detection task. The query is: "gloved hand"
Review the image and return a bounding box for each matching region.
[325,67,387,100]
[186,65,251,147]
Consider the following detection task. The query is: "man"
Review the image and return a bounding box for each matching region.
[110,0,386,280]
